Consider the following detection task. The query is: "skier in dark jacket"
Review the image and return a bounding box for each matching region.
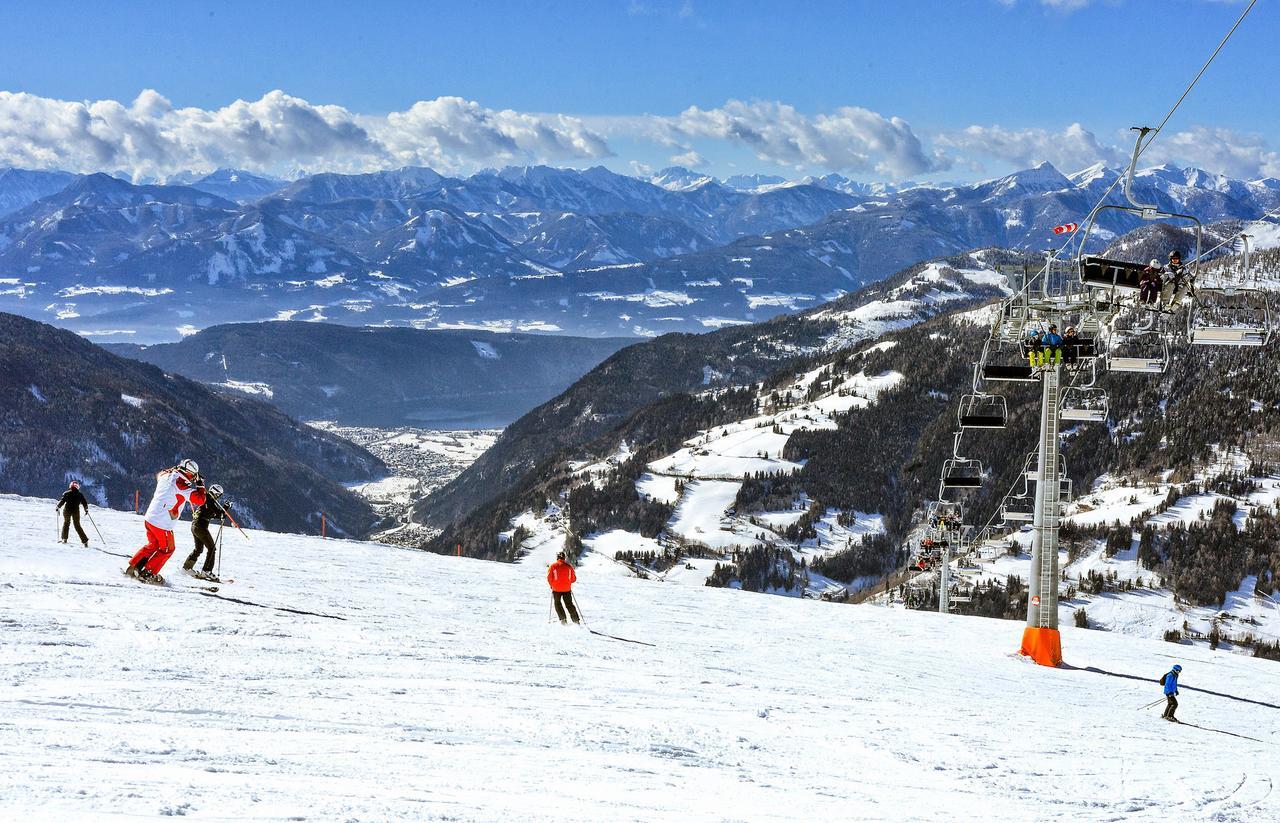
[1161,663,1182,721]
[56,480,90,546]
[183,484,230,581]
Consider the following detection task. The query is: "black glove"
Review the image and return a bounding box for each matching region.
[223,501,234,510]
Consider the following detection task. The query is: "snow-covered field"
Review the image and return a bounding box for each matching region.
[2,493,1278,821]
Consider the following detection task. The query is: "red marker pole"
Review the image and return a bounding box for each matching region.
[456,543,461,557]
[321,513,326,539]
[134,490,139,513]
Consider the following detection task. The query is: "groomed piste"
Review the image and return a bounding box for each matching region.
[1,493,1277,821]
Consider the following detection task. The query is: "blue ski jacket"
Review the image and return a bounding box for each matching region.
[1163,670,1179,696]
[1042,332,1064,346]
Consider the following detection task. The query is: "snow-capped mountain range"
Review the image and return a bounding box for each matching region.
[0,161,1278,342]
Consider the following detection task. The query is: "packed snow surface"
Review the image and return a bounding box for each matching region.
[2,493,1278,821]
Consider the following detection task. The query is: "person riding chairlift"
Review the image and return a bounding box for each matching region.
[1139,259,1163,305]
[1041,324,1064,367]
[1062,325,1081,364]
[1160,250,1190,309]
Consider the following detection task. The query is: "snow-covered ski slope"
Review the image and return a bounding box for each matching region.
[2,494,1278,821]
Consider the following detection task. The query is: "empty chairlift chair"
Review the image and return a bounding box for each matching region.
[1060,387,1108,423]
[1187,287,1271,346]
[959,394,1008,429]
[1002,499,1034,522]
[941,458,983,489]
[1106,333,1169,373]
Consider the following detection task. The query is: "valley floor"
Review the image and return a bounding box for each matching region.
[1,493,1278,822]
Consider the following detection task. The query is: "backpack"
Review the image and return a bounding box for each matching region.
[1159,673,1168,686]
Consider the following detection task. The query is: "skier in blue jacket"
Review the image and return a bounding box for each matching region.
[1161,664,1182,721]
[1041,324,1065,366]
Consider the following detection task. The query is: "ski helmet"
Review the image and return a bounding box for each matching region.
[1148,259,1160,268]
[208,483,224,498]
[556,551,566,560]
[68,480,79,489]
[1172,664,1182,672]
[178,458,199,476]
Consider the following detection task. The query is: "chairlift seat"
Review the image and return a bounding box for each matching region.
[1080,256,1147,291]
[1188,326,1267,346]
[1108,356,1165,373]
[982,364,1038,382]
[1060,408,1107,422]
[1002,507,1034,522]
[941,458,983,489]
[960,413,1006,428]
[958,393,1008,429]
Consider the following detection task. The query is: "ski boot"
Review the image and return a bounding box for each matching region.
[136,568,165,586]
[193,570,220,583]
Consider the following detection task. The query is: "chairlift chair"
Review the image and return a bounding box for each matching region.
[1060,386,1109,423]
[1076,127,1203,307]
[959,394,1008,429]
[1106,332,1169,373]
[1002,502,1034,522]
[940,458,983,489]
[1188,287,1271,346]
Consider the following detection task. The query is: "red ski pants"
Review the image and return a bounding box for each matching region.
[130,522,176,574]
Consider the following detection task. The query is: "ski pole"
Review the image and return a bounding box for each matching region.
[1138,698,1165,711]
[84,509,108,549]
[570,591,588,627]
[55,509,59,542]
[216,520,225,580]
[223,507,251,542]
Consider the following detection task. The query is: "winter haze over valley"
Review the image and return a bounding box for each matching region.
[3,1,1280,821]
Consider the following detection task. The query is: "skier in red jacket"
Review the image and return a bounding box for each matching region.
[126,459,207,584]
[547,551,580,624]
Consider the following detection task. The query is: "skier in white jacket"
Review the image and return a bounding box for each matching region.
[126,459,207,583]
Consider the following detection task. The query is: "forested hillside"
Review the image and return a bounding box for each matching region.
[0,313,384,536]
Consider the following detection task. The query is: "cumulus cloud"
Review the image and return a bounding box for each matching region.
[1144,126,1280,180]
[668,149,707,168]
[0,88,1273,184]
[0,90,611,179]
[938,121,1280,180]
[602,99,948,178]
[936,123,1127,174]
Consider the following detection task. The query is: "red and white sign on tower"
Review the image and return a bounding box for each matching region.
[1052,223,1078,235]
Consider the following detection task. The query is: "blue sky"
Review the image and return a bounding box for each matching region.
[0,0,1273,182]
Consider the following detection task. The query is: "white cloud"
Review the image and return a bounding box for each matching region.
[668,149,707,168]
[601,99,948,178]
[1144,126,1280,180]
[0,88,1273,185]
[0,90,611,179]
[936,123,1126,174]
[938,121,1280,180]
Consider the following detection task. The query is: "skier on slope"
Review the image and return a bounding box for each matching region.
[1160,663,1182,722]
[55,480,90,547]
[183,483,230,581]
[547,550,581,625]
[125,459,206,584]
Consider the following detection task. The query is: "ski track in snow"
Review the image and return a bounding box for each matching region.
[1,493,1278,821]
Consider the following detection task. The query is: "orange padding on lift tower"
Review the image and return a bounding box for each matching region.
[1020,627,1063,667]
